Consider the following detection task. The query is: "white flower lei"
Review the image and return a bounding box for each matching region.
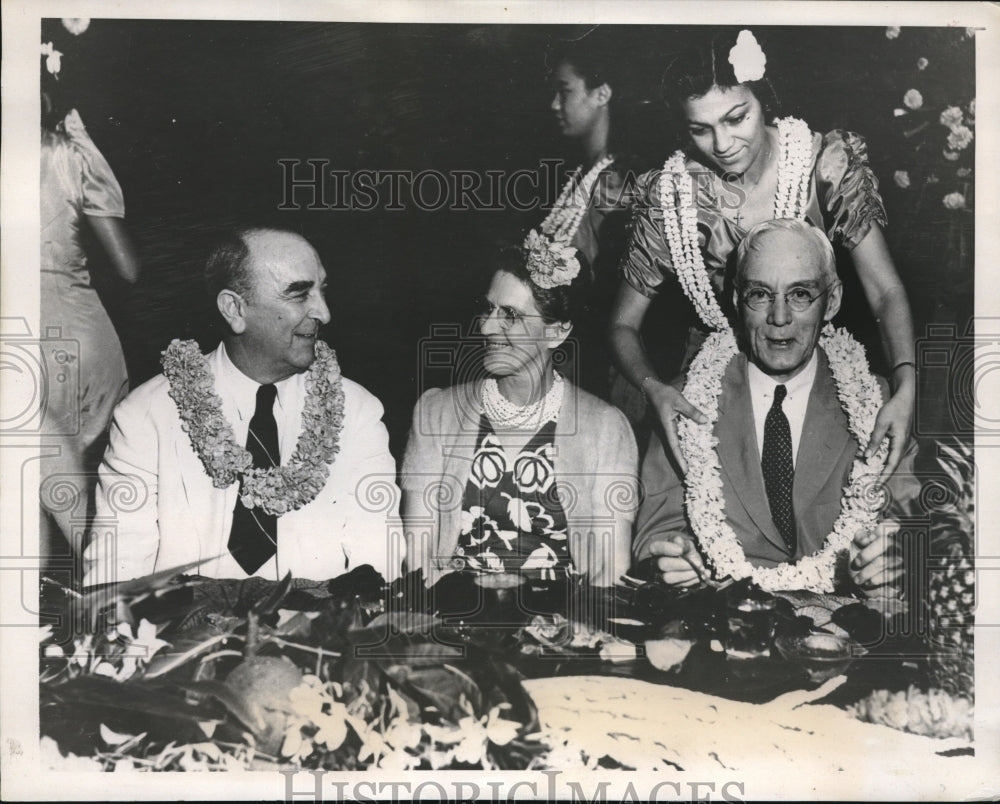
[162,339,345,517]
[481,372,564,430]
[537,155,616,244]
[677,325,888,593]
[660,116,814,331]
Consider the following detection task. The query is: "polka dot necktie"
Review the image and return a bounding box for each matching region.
[227,384,280,574]
[761,384,796,554]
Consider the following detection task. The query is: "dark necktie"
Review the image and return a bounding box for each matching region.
[761,384,796,554]
[228,384,280,574]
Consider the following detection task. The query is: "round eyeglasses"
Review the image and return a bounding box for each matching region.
[474,298,547,331]
[738,283,838,313]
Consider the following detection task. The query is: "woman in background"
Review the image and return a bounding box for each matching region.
[542,29,675,431]
[40,54,140,556]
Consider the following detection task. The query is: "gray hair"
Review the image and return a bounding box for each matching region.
[734,218,837,287]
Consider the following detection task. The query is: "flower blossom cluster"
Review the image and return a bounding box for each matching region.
[523,229,581,289]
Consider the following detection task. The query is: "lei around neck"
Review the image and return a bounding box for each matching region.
[539,155,617,244]
[677,325,888,593]
[162,339,345,517]
[659,116,814,331]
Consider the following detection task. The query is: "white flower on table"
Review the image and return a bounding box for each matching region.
[893,171,911,189]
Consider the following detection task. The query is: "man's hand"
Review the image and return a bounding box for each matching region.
[647,532,708,588]
[644,380,708,475]
[850,520,904,595]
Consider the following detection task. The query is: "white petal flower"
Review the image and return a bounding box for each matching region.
[943,192,966,210]
[893,170,911,189]
[917,57,929,70]
[946,124,973,151]
[903,89,923,110]
[939,106,963,127]
[728,30,767,83]
[885,26,901,39]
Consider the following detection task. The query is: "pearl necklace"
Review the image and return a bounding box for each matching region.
[481,372,564,430]
[660,117,814,331]
[539,155,616,243]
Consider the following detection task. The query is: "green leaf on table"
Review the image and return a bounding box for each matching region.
[250,572,294,617]
[174,679,265,734]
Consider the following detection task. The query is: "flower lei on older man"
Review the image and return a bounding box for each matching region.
[663,30,888,593]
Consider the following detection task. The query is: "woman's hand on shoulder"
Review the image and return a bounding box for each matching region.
[643,378,707,474]
[865,383,915,480]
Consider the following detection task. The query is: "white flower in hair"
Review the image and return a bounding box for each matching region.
[524,229,580,289]
[728,30,767,83]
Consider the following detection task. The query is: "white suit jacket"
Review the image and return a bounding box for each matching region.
[83,344,402,585]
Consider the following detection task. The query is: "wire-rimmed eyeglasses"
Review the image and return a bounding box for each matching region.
[737,282,839,313]
[473,298,547,331]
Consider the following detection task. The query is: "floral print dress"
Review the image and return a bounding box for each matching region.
[456,416,571,579]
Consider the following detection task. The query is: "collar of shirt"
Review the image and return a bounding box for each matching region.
[746,350,819,468]
[212,342,305,460]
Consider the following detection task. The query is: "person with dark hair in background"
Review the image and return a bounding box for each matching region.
[402,242,638,587]
[40,45,141,559]
[611,28,916,478]
[538,29,648,409]
[83,227,400,586]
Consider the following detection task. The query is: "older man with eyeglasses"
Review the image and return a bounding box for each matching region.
[632,219,919,598]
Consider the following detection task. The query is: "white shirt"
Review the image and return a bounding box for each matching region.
[747,351,818,468]
[216,342,307,464]
[84,343,402,585]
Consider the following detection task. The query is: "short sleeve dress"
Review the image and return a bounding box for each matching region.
[40,111,130,453]
[620,128,888,367]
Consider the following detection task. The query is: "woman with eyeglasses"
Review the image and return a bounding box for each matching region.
[610,28,916,477]
[401,244,638,587]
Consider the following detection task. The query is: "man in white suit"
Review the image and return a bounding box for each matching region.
[83,228,400,585]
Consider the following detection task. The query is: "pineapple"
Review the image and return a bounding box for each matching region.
[925,438,975,702]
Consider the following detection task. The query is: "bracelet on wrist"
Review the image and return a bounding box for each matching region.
[891,360,916,374]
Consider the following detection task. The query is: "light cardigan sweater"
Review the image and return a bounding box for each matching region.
[401,379,639,586]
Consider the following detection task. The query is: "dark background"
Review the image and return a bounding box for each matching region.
[41,21,976,455]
